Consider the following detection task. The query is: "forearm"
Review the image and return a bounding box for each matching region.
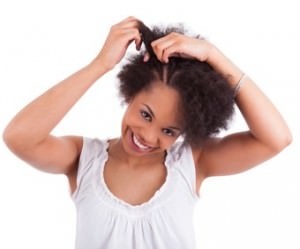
[4,16,143,151]
[3,60,108,148]
[207,46,292,150]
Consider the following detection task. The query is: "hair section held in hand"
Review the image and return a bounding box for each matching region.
[117,21,235,147]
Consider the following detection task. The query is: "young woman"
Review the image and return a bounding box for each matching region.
[3,16,292,249]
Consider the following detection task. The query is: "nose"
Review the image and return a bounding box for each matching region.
[140,126,158,146]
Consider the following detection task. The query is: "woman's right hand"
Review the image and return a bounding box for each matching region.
[93,16,142,71]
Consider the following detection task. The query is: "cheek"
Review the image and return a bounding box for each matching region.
[121,110,142,131]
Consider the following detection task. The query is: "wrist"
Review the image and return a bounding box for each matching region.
[206,46,243,86]
[205,43,219,63]
[88,58,112,77]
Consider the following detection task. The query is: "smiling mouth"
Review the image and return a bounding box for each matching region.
[130,131,155,152]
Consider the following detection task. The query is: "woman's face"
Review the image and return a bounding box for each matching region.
[121,82,183,157]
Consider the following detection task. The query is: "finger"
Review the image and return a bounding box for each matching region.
[152,38,175,62]
[113,17,141,32]
[143,52,150,62]
[162,45,181,63]
[151,32,175,47]
[120,28,142,51]
[111,18,140,35]
[117,21,142,50]
[119,16,139,25]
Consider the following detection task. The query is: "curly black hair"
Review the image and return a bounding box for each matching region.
[117,22,235,147]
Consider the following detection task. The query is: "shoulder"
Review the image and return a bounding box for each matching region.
[170,140,207,196]
[74,137,111,168]
[67,136,107,194]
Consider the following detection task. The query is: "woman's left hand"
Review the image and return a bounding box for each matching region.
[149,32,214,63]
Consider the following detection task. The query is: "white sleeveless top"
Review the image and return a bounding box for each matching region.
[72,137,200,249]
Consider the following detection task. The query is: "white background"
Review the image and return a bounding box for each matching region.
[1,0,299,248]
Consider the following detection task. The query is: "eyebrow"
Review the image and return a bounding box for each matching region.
[142,104,182,132]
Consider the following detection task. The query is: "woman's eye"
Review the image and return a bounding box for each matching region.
[162,128,175,137]
[140,110,152,121]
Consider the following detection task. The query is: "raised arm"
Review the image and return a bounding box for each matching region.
[199,46,292,177]
[2,17,142,182]
[151,32,292,178]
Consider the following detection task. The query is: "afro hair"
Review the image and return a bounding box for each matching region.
[117,21,235,147]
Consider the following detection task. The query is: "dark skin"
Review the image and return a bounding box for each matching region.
[102,82,198,205]
[3,17,291,206]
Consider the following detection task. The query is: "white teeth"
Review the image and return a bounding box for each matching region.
[133,134,151,150]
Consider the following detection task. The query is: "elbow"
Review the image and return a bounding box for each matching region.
[271,130,293,153]
[2,125,26,154]
[3,126,17,151]
[284,131,293,148]
[3,126,12,147]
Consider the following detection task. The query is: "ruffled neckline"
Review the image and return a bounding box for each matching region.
[94,138,176,212]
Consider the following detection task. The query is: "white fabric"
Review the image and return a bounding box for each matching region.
[72,137,200,249]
